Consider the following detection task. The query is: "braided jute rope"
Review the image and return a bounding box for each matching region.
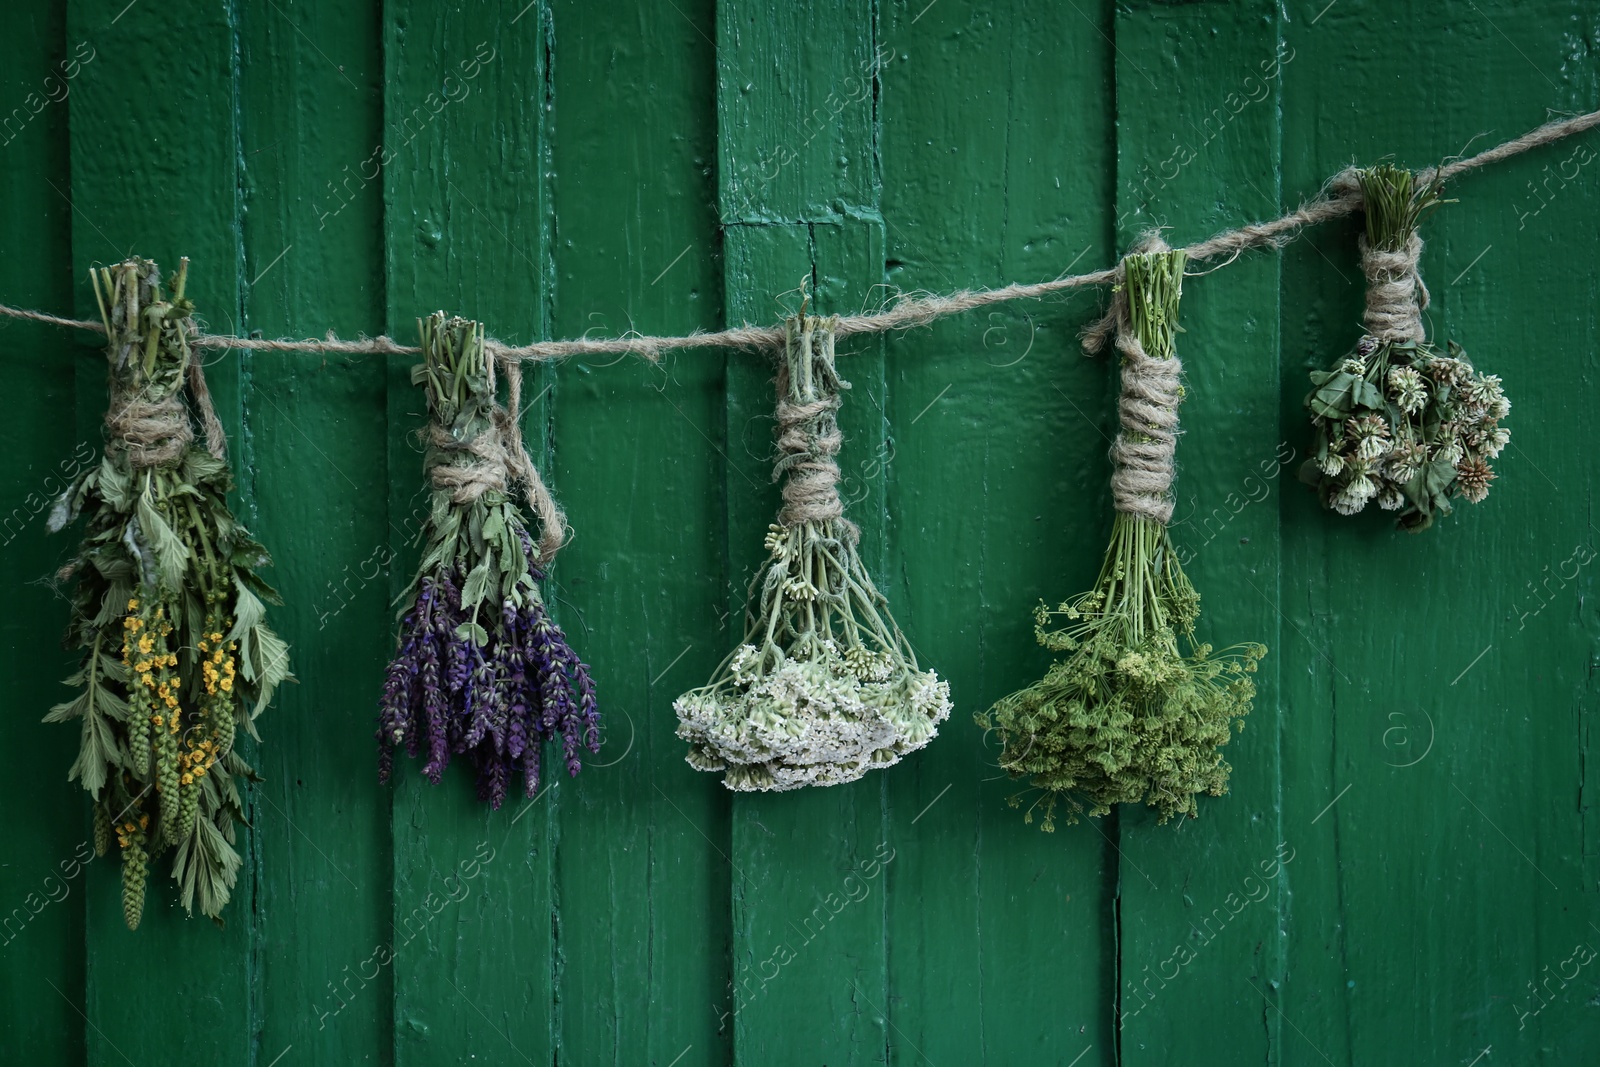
[422,322,569,563]
[5,107,1598,359]
[1083,237,1185,524]
[773,315,859,542]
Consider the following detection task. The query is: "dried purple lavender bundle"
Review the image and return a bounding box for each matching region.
[377,313,597,808]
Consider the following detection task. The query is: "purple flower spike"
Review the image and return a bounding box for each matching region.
[376,509,600,809]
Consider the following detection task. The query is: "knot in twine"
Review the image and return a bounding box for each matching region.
[105,335,227,469]
[426,353,568,564]
[1082,235,1183,525]
[1359,231,1429,344]
[773,315,858,542]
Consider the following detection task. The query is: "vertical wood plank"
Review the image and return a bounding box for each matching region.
[0,1,87,1062]
[1278,3,1600,1063]
[715,2,891,1062]
[1112,3,1285,1062]
[877,2,1122,1062]
[63,0,253,1062]
[237,1,394,1061]
[545,0,733,1062]
[382,3,554,1063]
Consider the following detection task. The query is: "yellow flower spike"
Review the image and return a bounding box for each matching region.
[212,650,223,665]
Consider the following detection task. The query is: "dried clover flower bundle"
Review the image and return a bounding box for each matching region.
[978,248,1265,828]
[1302,164,1510,531]
[675,316,951,791]
[377,313,597,809]
[48,259,291,928]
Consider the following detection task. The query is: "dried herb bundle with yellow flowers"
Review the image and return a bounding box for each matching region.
[978,246,1265,828]
[1301,164,1510,531]
[674,315,951,790]
[47,258,290,929]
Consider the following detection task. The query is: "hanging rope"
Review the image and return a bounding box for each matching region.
[3,107,1598,361]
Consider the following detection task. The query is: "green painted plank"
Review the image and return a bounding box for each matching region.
[544,0,733,1062]
[63,0,254,1062]
[236,1,394,1061]
[716,3,891,1063]
[382,3,554,1064]
[1278,3,1600,1063]
[876,2,1121,1062]
[1112,3,1286,1062]
[0,2,87,1062]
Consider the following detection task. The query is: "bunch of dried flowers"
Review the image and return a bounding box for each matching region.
[377,313,597,809]
[978,248,1265,828]
[48,258,291,928]
[1302,164,1510,531]
[675,316,950,790]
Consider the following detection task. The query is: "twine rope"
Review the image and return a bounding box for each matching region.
[103,284,228,468]
[106,394,193,468]
[1083,238,1184,524]
[1359,231,1429,344]
[773,316,858,541]
[3,107,1597,360]
[423,332,569,564]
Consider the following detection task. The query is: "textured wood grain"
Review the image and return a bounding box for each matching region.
[1113,4,1286,1063]
[382,4,554,1064]
[717,3,893,1063]
[877,2,1121,1062]
[6,3,1600,1064]
[238,1,393,1061]
[1279,4,1600,1063]
[0,2,85,1063]
[546,0,731,1061]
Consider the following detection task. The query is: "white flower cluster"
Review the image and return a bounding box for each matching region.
[1316,351,1509,518]
[674,640,951,792]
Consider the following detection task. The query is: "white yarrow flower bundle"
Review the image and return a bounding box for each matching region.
[674,315,951,791]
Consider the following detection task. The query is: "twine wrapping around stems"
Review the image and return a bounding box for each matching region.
[105,393,194,468]
[1082,237,1184,524]
[498,354,569,564]
[4,107,1599,360]
[772,315,858,542]
[101,262,228,469]
[1359,231,1429,344]
[421,324,569,564]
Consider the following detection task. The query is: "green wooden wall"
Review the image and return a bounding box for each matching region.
[2,1,1597,1063]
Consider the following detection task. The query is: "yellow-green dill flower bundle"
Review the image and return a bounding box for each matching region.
[978,248,1264,828]
[675,316,950,791]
